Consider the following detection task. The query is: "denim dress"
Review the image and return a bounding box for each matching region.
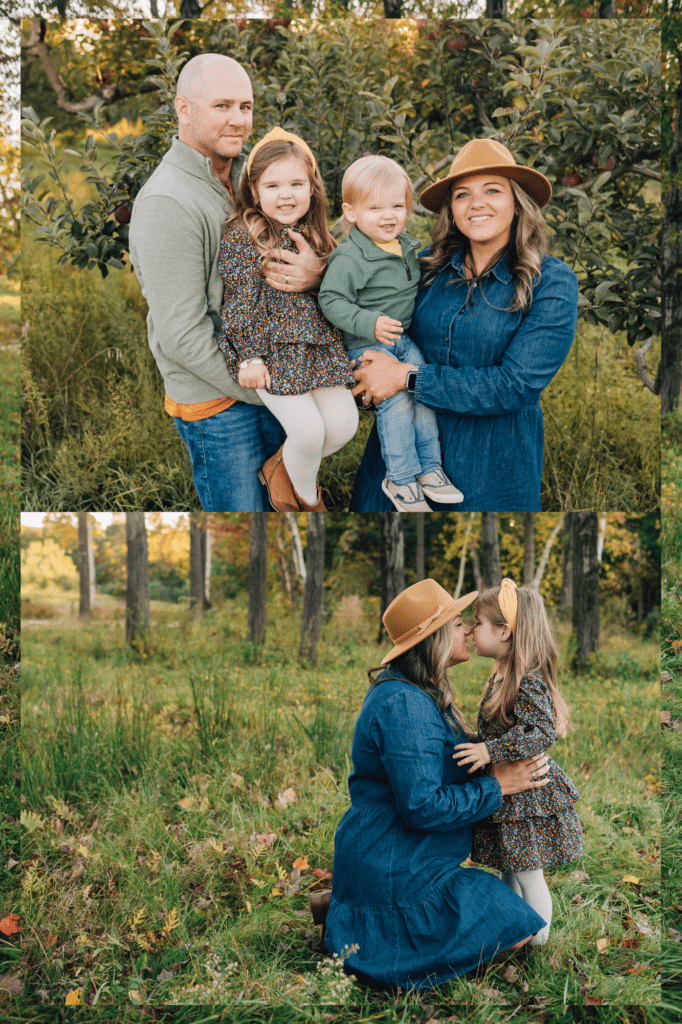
[349,249,578,511]
[325,669,545,990]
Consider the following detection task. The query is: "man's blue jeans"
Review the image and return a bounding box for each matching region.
[174,403,285,511]
[347,335,442,486]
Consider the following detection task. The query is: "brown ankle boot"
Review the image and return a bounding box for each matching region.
[294,485,326,512]
[258,446,300,511]
[310,889,331,942]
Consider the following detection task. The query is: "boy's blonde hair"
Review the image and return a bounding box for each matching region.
[475,585,569,737]
[340,155,413,235]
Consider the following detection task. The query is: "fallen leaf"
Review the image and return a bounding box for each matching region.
[0,974,23,996]
[499,963,520,984]
[255,832,278,848]
[276,788,297,810]
[293,856,309,871]
[629,915,654,936]
[571,894,583,904]
[621,827,636,834]
[46,933,57,947]
[156,968,174,983]
[65,988,83,1005]
[314,868,332,881]
[0,914,19,935]
[586,996,603,1005]
[622,875,641,885]
[662,710,672,726]
[481,987,506,1002]
[229,772,244,789]
[669,929,682,942]
[596,938,608,952]
[6,858,19,870]
[618,937,641,949]
[569,870,590,882]
[129,989,144,1004]
[662,671,673,684]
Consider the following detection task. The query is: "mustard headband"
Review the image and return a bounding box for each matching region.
[246,126,317,177]
[498,577,518,631]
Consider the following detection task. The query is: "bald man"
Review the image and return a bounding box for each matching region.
[129,54,322,511]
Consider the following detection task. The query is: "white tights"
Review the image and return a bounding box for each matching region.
[257,386,359,504]
[501,868,552,946]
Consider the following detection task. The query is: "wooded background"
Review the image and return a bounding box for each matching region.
[22,510,660,664]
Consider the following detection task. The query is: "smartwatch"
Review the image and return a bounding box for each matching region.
[405,363,419,393]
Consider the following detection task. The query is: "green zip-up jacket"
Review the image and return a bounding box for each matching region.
[129,137,261,406]
[318,226,422,353]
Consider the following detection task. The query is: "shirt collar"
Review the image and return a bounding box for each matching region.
[450,246,513,285]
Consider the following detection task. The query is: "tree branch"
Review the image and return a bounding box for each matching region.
[21,17,160,114]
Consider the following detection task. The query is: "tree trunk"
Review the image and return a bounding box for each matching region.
[662,71,682,414]
[378,514,405,643]
[486,0,507,15]
[479,513,501,589]
[523,513,535,586]
[383,0,403,14]
[78,512,95,618]
[533,518,563,591]
[560,514,573,609]
[275,516,295,602]
[180,0,203,17]
[189,512,207,618]
[125,512,150,645]
[571,512,600,666]
[598,0,616,16]
[455,513,475,599]
[416,513,425,582]
[248,513,268,644]
[204,524,211,607]
[597,517,607,562]
[284,512,306,587]
[299,513,325,662]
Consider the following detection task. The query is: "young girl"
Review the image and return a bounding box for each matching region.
[454,578,584,946]
[218,127,358,511]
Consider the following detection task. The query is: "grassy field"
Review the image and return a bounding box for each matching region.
[20,591,661,1016]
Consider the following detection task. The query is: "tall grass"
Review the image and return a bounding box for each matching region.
[21,599,661,1010]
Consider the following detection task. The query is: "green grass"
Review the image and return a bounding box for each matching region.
[20,595,661,1011]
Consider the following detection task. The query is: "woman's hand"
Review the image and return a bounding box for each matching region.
[262,229,324,293]
[238,360,271,390]
[491,754,550,796]
[453,741,491,773]
[351,349,408,406]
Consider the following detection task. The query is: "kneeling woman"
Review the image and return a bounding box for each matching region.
[324,579,550,991]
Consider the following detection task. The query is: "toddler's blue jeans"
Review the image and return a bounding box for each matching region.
[347,335,442,486]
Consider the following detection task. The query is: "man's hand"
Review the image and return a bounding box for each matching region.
[238,360,271,390]
[374,315,401,345]
[351,348,409,406]
[262,229,324,293]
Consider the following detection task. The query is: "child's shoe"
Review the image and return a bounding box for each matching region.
[294,484,327,512]
[382,478,431,512]
[417,469,464,504]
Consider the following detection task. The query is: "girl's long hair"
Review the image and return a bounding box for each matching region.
[419,178,549,312]
[225,138,336,258]
[475,585,568,736]
[369,619,472,735]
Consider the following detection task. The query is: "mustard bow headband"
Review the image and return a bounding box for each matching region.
[498,577,518,631]
[246,126,317,177]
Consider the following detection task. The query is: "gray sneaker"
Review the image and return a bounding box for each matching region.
[417,469,464,504]
[382,478,432,512]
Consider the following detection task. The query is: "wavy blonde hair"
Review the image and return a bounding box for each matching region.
[475,585,568,736]
[339,154,413,235]
[369,619,472,736]
[225,138,336,258]
[419,178,549,312]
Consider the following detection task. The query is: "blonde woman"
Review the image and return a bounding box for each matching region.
[320,579,552,992]
[349,138,579,512]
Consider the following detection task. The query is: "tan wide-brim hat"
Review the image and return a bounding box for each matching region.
[419,138,552,213]
[381,578,478,666]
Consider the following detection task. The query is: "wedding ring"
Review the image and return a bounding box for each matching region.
[362,396,370,405]
[285,275,289,285]
[531,772,537,781]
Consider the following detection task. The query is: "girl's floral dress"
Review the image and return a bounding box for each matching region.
[218,223,354,396]
[471,671,585,871]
